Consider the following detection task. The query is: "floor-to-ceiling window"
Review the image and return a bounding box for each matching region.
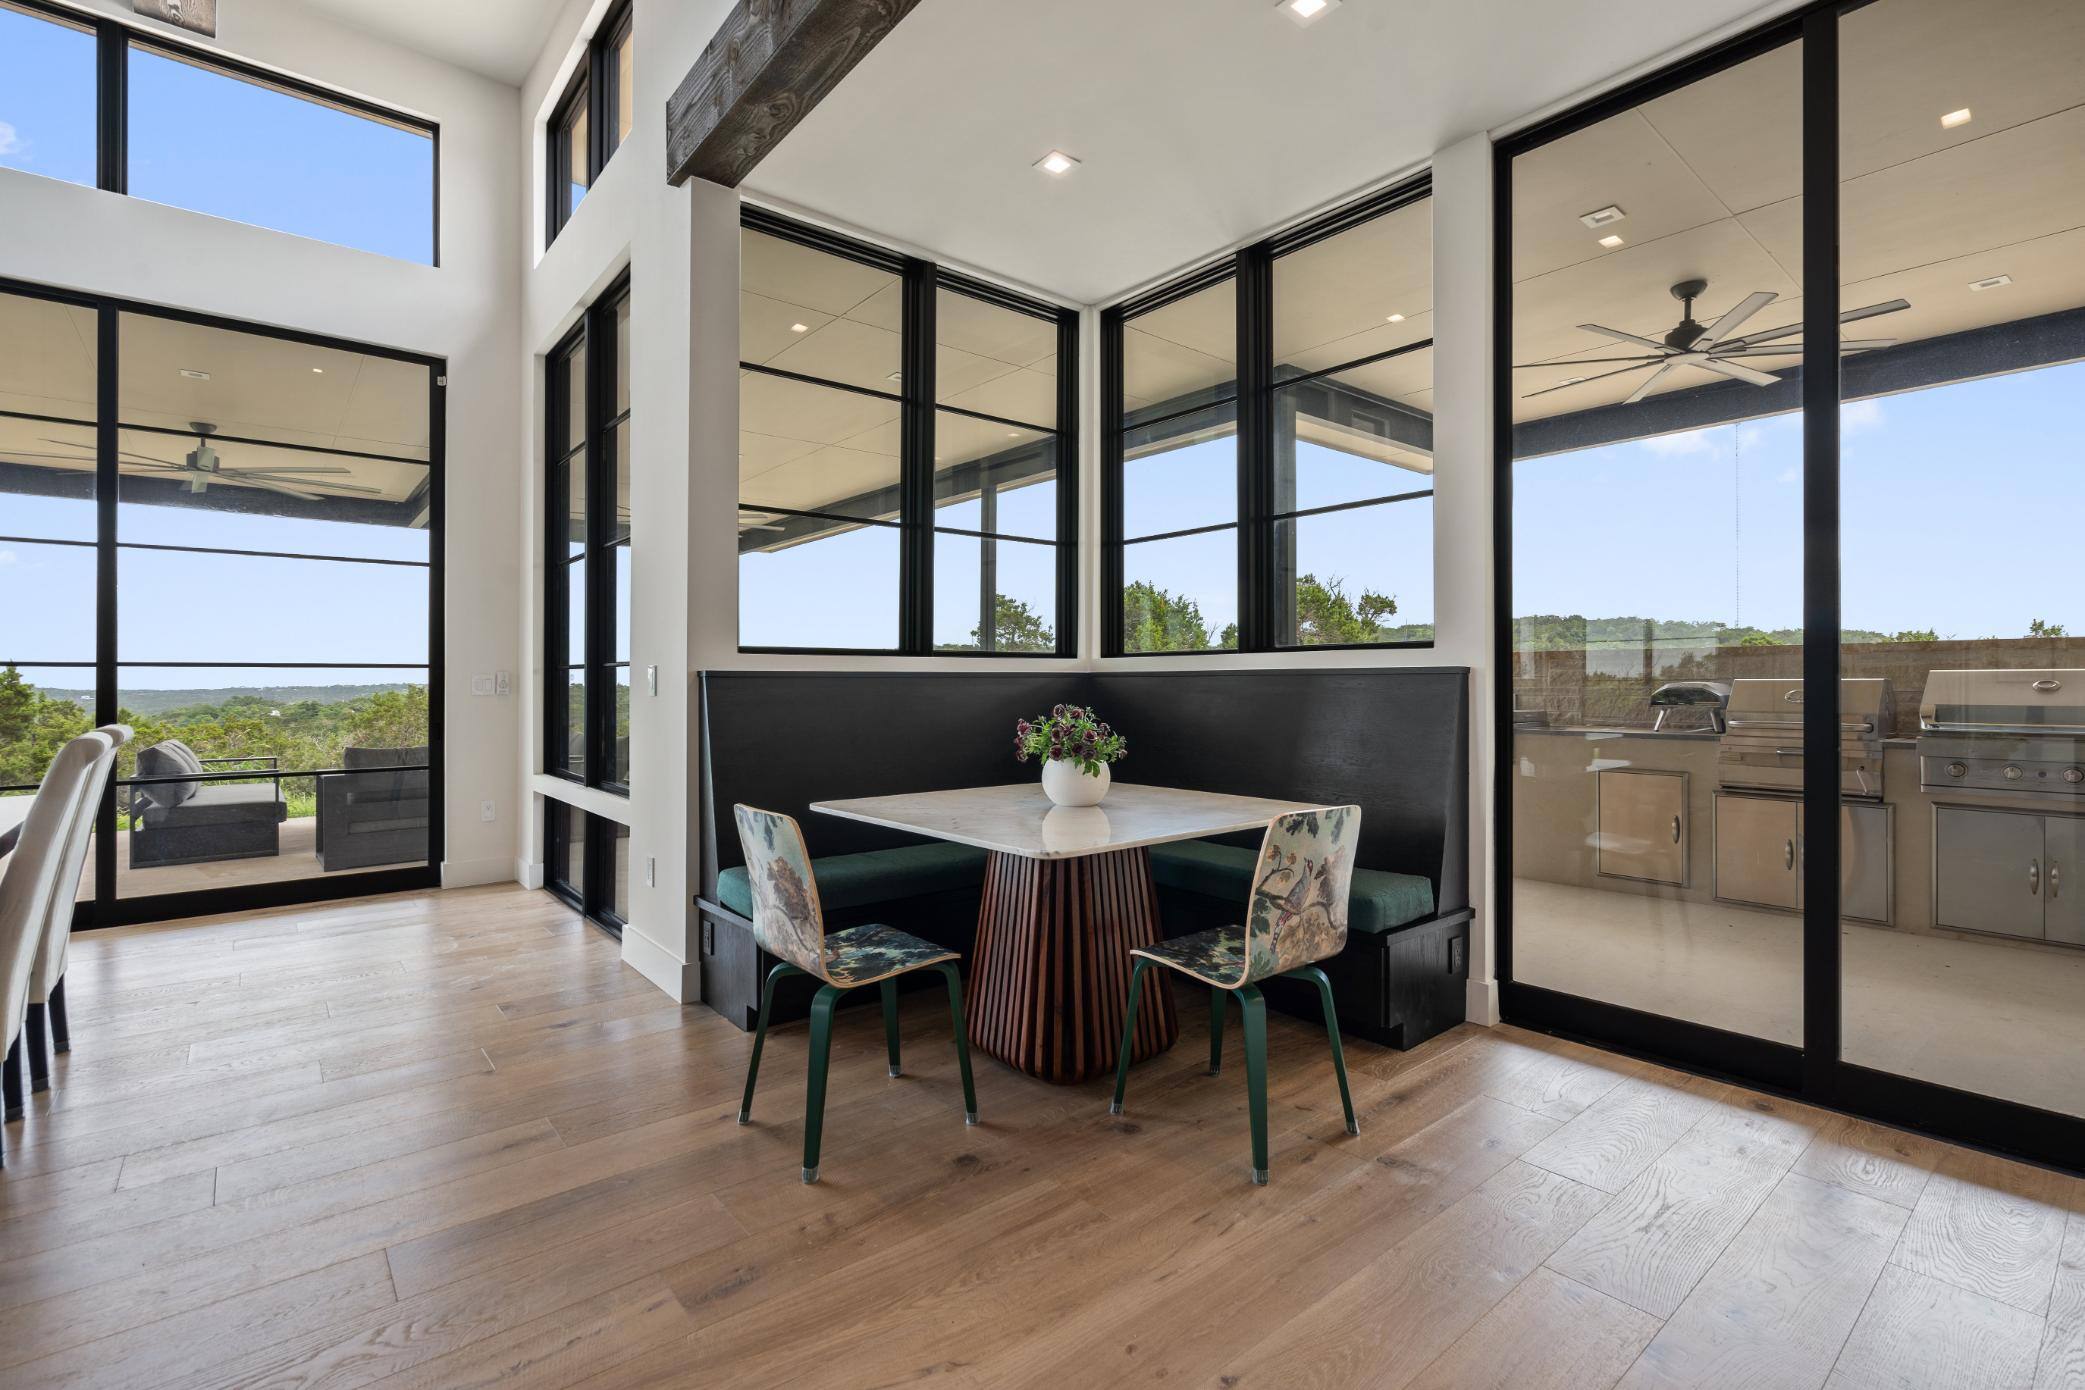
[0,281,442,924]
[1498,0,2085,1166]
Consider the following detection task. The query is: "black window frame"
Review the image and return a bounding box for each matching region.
[544,0,633,247]
[737,208,1081,658]
[545,801,628,938]
[544,270,632,795]
[1101,175,1436,656]
[3,0,441,264]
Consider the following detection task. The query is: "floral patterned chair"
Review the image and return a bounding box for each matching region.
[732,805,979,1183]
[1110,805,1363,1185]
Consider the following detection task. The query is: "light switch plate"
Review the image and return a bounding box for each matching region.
[470,674,493,696]
[495,670,511,696]
[646,665,659,696]
[645,856,656,887]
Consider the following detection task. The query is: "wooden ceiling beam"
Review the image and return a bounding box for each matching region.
[666,0,922,189]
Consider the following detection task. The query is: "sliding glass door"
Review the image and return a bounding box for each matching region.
[1499,0,2085,1166]
[0,280,442,925]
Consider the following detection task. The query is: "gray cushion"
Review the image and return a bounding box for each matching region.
[144,781,287,827]
[344,744,428,769]
[1149,840,1437,934]
[716,842,989,919]
[135,739,204,809]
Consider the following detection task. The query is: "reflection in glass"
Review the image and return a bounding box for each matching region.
[933,413,1055,541]
[738,228,901,391]
[936,289,1057,428]
[0,541,96,662]
[609,816,630,919]
[1,666,95,792]
[1121,529,1238,653]
[1123,407,1236,539]
[738,514,899,650]
[565,100,590,214]
[608,667,630,787]
[0,288,99,542]
[0,4,96,189]
[1272,196,1433,380]
[932,532,1056,653]
[1277,497,1435,647]
[738,371,901,520]
[1123,278,1236,411]
[127,45,435,264]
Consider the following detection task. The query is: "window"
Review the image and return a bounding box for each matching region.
[0,281,443,926]
[0,2,96,189]
[737,211,1079,655]
[545,275,631,791]
[1103,182,1435,653]
[545,801,629,936]
[0,5,437,262]
[545,0,633,245]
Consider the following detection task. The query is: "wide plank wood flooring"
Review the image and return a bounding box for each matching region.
[4,884,2083,1389]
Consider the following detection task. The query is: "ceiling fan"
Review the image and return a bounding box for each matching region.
[1518,280,1911,402]
[20,423,384,501]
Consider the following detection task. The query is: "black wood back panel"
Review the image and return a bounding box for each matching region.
[698,667,1469,911]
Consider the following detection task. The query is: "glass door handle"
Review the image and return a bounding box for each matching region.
[2029,858,2041,896]
[2051,862,2061,900]
[1784,838,1795,870]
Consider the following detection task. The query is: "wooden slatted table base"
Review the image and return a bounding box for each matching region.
[965,846,1179,1084]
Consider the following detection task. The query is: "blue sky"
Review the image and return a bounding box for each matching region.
[0,6,433,264]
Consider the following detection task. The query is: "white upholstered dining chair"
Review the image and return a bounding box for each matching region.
[26,725,129,1090]
[2,730,112,1164]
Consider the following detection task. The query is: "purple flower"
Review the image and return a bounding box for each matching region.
[1017,720,1031,736]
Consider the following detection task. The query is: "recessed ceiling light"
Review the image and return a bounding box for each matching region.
[178,368,210,381]
[1035,150,1080,176]
[1968,273,2013,291]
[1385,312,1406,323]
[1279,0,1338,24]
[1940,107,1972,129]
[1597,234,1625,249]
[789,322,809,333]
[311,367,324,374]
[1579,205,1627,229]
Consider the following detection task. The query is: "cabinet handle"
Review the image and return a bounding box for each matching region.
[2052,862,2062,900]
[1671,815,1682,844]
[1784,838,1796,870]
[2029,858,2041,896]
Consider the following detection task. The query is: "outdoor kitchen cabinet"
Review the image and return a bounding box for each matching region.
[1596,769,1688,886]
[1934,805,2085,944]
[1713,793,1891,924]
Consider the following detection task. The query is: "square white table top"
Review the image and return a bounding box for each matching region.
[808,782,1322,861]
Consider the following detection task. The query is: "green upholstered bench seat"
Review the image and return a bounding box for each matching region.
[1149,839,1435,934]
[717,841,990,920]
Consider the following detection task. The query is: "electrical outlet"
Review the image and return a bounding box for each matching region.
[480,799,495,823]
[645,664,658,696]
[644,856,656,887]
[494,670,511,696]
[1449,936,1465,976]
[470,674,493,696]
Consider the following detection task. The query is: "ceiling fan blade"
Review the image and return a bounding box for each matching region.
[7,450,104,461]
[118,460,189,471]
[1623,362,1678,404]
[1724,320,1802,349]
[1713,344,1807,357]
[35,436,92,451]
[1696,356,1781,387]
[220,465,352,475]
[1519,361,1664,400]
[1512,354,1669,368]
[1841,298,1910,324]
[1700,291,1777,346]
[227,476,324,501]
[1835,337,1898,351]
[237,474,387,495]
[1579,323,1675,352]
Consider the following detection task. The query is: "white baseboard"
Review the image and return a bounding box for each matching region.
[1465,977,1502,1027]
[621,927,699,1003]
[515,858,545,889]
[440,856,515,889]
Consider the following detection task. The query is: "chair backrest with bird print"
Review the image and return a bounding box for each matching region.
[1242,805,1362,984]
[732,805,829,979]
[1,732,112,1048]
[34,725,130,1004]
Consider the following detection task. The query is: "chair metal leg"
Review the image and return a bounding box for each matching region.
[25,1006,50,1094]
[738,962,796,1125]
[1239,984,1269,1184]
[1208,986,1227,1076]
[1292,964,1358,1136]
[936,962,978,1124]
[801,984,843,1184]
[3,1036,23,1123]
[1109,958,1151,1116]
[880,978,902,1077]
[50,976,70,1054]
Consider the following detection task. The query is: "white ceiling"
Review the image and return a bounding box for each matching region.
[296,0,568,85]
[744,0,1791,305]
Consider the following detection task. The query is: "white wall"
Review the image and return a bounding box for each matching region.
[0,0,526,889]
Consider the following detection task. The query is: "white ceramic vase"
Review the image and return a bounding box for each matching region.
[1041,757,1110,807]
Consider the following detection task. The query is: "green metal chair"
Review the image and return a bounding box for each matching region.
[732,805,978,1184]
[1110,805,1363,1184]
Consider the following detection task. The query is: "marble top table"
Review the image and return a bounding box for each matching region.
[810,782,1320,1084]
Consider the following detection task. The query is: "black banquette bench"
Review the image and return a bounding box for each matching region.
[696,668,1473,1051]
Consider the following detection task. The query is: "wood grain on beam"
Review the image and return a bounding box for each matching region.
[666,0,922,188]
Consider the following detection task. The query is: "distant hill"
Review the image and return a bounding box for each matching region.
[39,684,415,716]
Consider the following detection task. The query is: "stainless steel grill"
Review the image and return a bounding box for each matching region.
[1919,669,2085,799]
[1717,677,1894,800]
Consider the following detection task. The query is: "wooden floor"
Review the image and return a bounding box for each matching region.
[4,885,2082,1390]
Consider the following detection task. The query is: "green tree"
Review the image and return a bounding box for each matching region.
[1294,573,1399,646]
[1891,629,1938,643]
[974,594,1055,653]
[0,664,93,788]
[1123,580,1235,653]
[2029,618,2069,638]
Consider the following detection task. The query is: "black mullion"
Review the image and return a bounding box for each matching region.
[1269,487,1436,524]
[585,297,612,790]
[1273,336,1435,391]
[96,19,126,194]
[933,400,1056,435]
[586,25,611,182]
[111,540,430,568]
[1116,391,1241,439]
[1235,244,1274,652]
[544,336,578,775]
[424,360,446,875]
[1121,519,1238,547]
[1055,307,1081,658]
[899,259,936,654]
[1800,6,1842,1102]
[91,304,117,915]
[1100,308,1125,655]
[929,525,1057,546]
[977,486,997,653]
[738,505,902,531]
[737,360,904,407]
